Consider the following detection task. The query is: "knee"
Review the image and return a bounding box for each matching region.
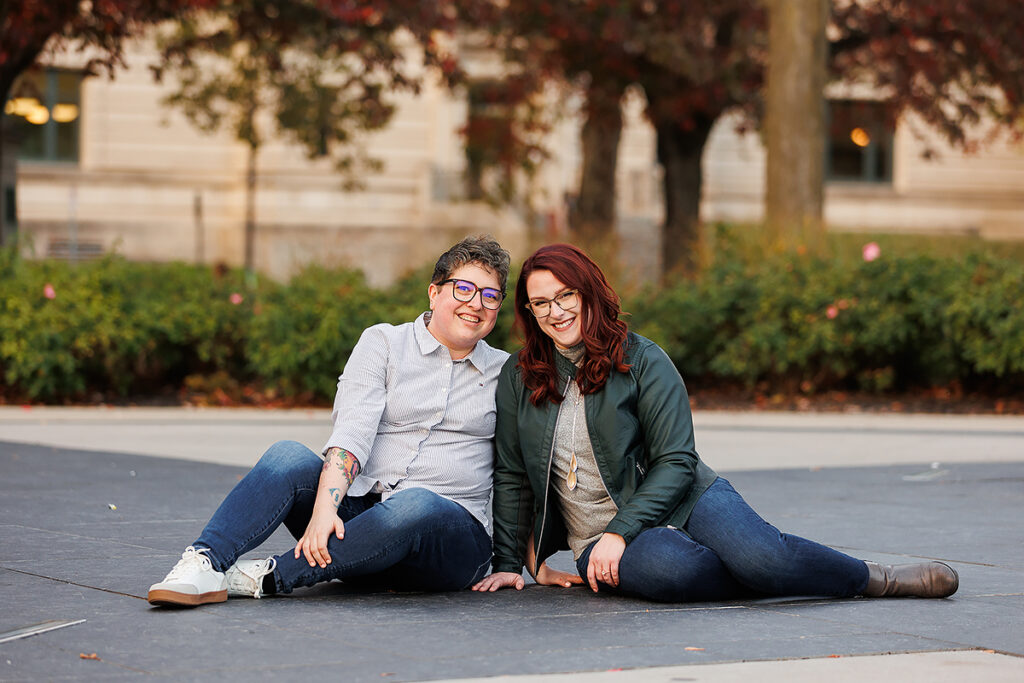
[377,488,448,532]
[255,440,320,478]
[621,547,724,603]
[619,528,724,602]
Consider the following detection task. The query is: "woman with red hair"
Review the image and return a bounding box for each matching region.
[473,244,958,602]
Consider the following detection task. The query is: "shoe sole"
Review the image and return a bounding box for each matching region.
[147,589,227,606]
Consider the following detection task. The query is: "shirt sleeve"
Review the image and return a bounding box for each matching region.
[321,325,390,468]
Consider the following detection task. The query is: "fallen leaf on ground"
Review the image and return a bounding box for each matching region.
[79,653,100,660]
[685,647,705,651]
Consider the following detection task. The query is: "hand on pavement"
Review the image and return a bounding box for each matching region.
[472,571,526,592]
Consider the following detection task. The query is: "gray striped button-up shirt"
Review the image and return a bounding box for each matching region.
[322,313,509,529]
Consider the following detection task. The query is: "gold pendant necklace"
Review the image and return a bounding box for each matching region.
[567,382,581,491]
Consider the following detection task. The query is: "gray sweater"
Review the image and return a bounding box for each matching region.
[551,344,620,559]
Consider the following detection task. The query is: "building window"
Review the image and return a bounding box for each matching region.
[826,99,893,183]
[3,68,82,163]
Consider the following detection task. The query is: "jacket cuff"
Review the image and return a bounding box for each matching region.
[493,559,524,574]
[604,518,642,545]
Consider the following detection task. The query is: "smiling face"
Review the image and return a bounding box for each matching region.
[525,269,584,350]
[427,262,501,359]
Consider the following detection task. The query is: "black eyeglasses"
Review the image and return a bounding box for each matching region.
[439,279,504,310]
[524,290,579,318]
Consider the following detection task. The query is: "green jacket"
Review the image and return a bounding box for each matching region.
[491,332,719,574]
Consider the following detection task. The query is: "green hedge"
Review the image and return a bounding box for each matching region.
[629,250,1024,393]
[0,255,252,401]
[1,245,1021,403]
[0,253,520,403]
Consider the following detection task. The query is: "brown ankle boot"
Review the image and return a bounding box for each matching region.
[863,561,959,598]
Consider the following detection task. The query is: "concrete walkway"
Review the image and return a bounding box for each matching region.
[1,407,1022,681]
[3,406,1022,469]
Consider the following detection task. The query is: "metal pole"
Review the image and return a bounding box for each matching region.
[68,184,78,262]
[194,189,204,264]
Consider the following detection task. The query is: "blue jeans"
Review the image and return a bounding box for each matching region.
[576,477,869,602]
[193,440,492,593]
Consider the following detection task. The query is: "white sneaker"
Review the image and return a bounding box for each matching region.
[225,557,277,599]
[148,546,228,607]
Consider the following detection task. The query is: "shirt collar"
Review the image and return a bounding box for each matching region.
[413,312,494,373]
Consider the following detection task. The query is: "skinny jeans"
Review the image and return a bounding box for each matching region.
[193,440,492,593]
[576,477,870,602]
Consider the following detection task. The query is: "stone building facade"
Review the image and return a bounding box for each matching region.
[7,37,1024,286]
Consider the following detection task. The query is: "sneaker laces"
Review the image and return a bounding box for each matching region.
[227,557,277,598]
[163,546,214,581]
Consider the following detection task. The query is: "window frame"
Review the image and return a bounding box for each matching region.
[825,98,894,185]
[4,67,82,165]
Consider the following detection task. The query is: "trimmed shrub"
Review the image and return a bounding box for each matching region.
[1,241,1020,403]
[245,265,382,399]
[630,247,1021,393]
[0,255,252,402]
[945,254,1024,378]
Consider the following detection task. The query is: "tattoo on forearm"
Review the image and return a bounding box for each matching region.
[328,488,342,507]
[324,447,361,485]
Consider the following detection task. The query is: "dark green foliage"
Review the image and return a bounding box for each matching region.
[245,265,384,399]
[945,255,1024,378]
[2,245,1021,403]
[0,255,251,401]
[630,245,1023,394]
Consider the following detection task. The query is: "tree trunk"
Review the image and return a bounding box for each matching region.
[0,117,14,248]
[764,0,828,245]
[569,85,623,254]
[655,115,715,279]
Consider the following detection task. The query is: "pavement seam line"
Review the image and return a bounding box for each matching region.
[1,566,147,601]
[825,548,1001,567]
[3,523,171,552]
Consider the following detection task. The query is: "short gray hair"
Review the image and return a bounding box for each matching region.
[431,235,511,293]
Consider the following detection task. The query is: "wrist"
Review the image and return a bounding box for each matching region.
[315,488,344,511]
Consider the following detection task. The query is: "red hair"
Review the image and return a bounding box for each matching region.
[515,244,630,405]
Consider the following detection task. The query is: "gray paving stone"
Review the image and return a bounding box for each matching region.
[767,593,1024,653]
[2,440,1022,682]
